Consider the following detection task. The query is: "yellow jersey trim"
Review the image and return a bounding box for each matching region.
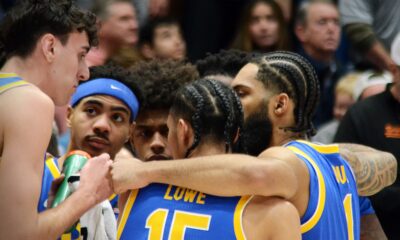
[45,156,61,179]
[287,146,326,233]
[60,234,71,240]
[297,140,339,154]
[234,195,252,240]
[109,193,117,201]
[117,189,139,240]
[0,73,18,78]
[0,80,29,93]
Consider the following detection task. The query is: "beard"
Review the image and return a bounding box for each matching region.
[241,106,273,156]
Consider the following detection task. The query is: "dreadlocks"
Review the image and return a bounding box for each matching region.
[251,51,320,137]
[170,79,245,158]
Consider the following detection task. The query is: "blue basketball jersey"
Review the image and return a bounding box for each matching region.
[118,183,251,240]
[0,73,29,94]
[285,140,360,240]
[38,154,118,240]
[38,154,61,212]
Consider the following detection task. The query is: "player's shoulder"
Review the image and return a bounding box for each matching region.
[258,146,300,165]
[1,84,54,114]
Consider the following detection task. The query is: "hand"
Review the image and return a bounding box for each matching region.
[111,154,149,194]
[387,61,400,84]
[149,0,169,17]
[47,174,65,208]
[78,153,113,205]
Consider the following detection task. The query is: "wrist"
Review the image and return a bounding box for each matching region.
[73,187,97,208]
[145,160,171,184]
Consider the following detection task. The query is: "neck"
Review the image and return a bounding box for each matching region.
[269,125,303,147]
[188,142,227,158]
[303,45,334,62]
[1,56,48,87]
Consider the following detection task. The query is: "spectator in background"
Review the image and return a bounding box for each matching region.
[312,72,358,144]
[334,39,400,239]
[196,49,251,86]
[353,71,393,101]
[86,0,139,67]
[295,0,346,127]
[232,0,290,53]
[339,0,400,83]
[138,17,186,61]
[314,70,392,144]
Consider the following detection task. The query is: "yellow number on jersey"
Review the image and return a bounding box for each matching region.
[146,208,211,240]
[343,194,354,240]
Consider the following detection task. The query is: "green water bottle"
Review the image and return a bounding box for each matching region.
[51,150,91,208]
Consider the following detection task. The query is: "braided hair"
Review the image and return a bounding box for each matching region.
[251,51,320,137]
[170,79,245,158]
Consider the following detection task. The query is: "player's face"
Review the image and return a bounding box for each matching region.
[68,95,131,159]
[50,31,90,106]
[131,109,172,161]
[232,63,274,154]
[231,63,270,120]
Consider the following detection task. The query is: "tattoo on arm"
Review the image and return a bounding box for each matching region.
[338,143,397,196]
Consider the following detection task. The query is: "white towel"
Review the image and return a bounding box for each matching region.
[69,176,117,240]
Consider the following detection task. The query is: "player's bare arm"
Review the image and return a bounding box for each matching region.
[0,88,112,239]
[338,143,397,196]
[112,148,300,200]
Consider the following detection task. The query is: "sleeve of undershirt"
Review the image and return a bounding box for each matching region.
[339,0,377,52]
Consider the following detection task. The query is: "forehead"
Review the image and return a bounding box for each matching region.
[252,2,273,15]
[135,109,169,127]
[307,3,339,19]
[155,24,180,34]
[77,95,129,111]
[65,31,90,51]
[232,63,265,90]
[108,2,135,16]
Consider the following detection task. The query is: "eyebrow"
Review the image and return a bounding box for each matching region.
[233,85,249,90]
[83,100,131,116]
[82,46,90,53]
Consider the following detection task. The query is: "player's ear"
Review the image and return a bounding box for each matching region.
[177,118,193,149]
[40,33,57,63]
[66,105,73,128]
[273,93,290,116]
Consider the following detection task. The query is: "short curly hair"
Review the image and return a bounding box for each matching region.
[196,49,252,79]
[0,0,97,66]
[130,60,198,112]
[77,63,144,106]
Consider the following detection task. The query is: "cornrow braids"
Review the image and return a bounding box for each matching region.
[204,80,232,152]
[170,78,245,157]
[183,85,205,158]
[252,51,320,137]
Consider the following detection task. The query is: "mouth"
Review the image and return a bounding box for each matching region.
[147,155,171,161]
[86,137,110,150]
